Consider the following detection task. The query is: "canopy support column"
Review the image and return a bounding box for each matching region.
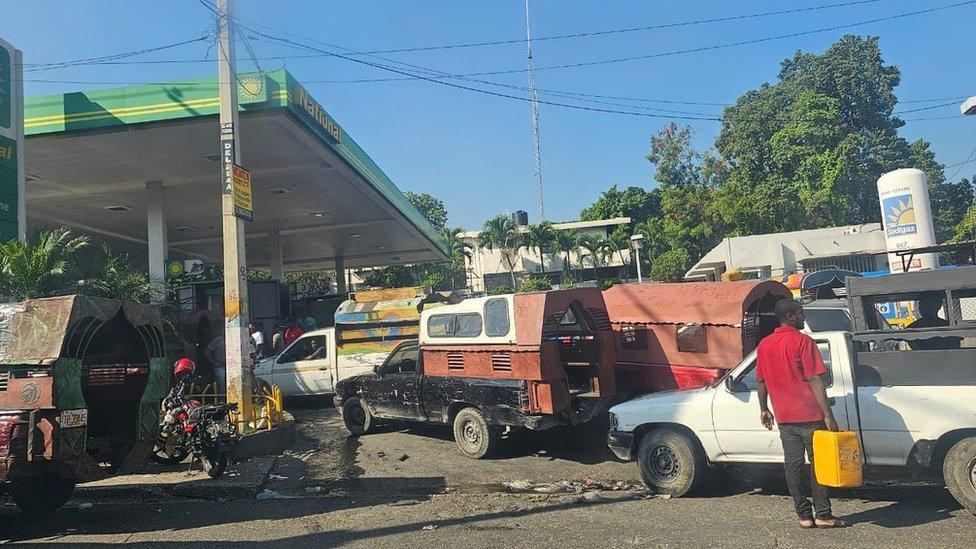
[146,180,167,299]
[335,255,347,296]
[269,230,284,280]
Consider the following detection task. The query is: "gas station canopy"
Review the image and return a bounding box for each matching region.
[23,69,448,275]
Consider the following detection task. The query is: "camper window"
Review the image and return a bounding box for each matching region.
[677,324,708,353]
[484,298,510,337]
[427,315,455,337]
[427,313,483,338]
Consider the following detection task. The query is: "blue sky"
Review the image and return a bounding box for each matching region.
[3,0,975,229]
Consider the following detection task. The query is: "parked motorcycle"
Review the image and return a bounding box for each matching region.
[151,358,238,478]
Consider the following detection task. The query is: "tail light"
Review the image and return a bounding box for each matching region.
[183,423,196,434]
[178,411,189,423]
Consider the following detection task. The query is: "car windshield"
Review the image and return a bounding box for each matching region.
[804,308,852,332]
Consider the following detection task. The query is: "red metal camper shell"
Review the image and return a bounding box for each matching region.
[603,281,791,395]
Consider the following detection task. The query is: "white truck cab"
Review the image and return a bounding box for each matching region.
[608,330,976,512]
[254,328,337,396]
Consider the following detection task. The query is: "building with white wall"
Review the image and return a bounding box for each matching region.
[684,223,888,282]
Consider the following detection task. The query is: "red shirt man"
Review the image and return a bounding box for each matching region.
[756,298,844,528]
[756,326,828,423]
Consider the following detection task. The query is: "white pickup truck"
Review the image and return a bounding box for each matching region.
[607,329,976,513]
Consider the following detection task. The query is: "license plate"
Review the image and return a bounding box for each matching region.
[60,409,88,428]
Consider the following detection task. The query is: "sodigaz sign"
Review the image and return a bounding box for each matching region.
[291,83,341,143]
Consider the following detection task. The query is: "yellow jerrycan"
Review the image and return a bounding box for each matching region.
[812,430,863,488]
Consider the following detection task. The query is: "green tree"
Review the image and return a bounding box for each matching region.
[649,249,691,282]
[554,229,580,282]
[525,221,556,276]
[715,35,957,237]
[443,227,473,289]
[648,123,727,261]
[580,185,661,225]
[576,233,607,282]
[82,244,153,302]
[0,227,89,300]
[405,191,448,231]
[478,215,525,289]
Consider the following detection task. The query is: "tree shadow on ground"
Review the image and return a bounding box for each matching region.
[1,492,631,548]
[0,475,446,543]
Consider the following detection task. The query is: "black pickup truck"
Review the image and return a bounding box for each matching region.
[333,340,535,459]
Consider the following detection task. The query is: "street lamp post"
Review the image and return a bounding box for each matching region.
[630,234,645,283]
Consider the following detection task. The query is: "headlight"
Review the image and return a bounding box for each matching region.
[608,412,618,430]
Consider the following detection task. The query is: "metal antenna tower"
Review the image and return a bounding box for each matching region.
[524,0,545,221]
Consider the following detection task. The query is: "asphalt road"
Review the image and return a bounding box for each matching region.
[2,401,973,547]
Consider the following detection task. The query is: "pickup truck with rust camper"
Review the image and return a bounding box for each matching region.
[607,267,976,512]
[334,289,616,458]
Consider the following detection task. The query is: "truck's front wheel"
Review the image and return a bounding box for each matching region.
[453,407,498,459]
[342,397,374,436]
[943,436,976,513]
[637,428,704,497]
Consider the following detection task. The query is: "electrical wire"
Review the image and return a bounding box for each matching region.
[20,35,212,73]
[244,0,889,56]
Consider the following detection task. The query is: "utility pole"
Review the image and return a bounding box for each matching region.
[217,0,253,424]
[524,0,545,221]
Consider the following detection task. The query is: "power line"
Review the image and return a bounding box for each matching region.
[246,0,890,56]
[20,35,212,72]
[243,25,722,121]
[948,145,976,180]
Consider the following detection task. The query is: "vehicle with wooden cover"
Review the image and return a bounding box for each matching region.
[334,289,616,458]
[0,296,169,513]
[603,281,791,396]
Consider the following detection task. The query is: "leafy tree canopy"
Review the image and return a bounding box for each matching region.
[580,185,661,225]
[405,191,448,231]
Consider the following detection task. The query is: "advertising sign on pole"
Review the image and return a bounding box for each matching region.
[877,168,938,273]
[231,164,253,222]
[0,36,24,243]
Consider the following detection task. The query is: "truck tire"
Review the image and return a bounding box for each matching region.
[453,407,498,459]
[342,397,374,436]
[637,428,704,497]
[943,436,976,513]
[11,472,75,514]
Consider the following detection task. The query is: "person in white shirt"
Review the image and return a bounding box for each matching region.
[249,323,266,359]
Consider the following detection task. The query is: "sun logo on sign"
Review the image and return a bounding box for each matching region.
[886,197,916,228]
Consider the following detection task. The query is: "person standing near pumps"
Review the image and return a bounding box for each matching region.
[756,298,847,529]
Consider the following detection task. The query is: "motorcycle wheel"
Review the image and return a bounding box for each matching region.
[150,436,190,465]
[201,450,229,478]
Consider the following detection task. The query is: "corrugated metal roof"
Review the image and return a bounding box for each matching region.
[603,281,792,326]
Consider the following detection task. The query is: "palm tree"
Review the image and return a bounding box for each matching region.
[525,221,556,278]
[0,227,89,300]
[478,215,524,289]
[607,229,632,280]
[577,233,607,283]
[82,243,154,302]
[554,229,580,282]
[443,227,474,289]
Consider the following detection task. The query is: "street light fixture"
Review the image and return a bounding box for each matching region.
[630,233,645,283]
[962,96,976,116]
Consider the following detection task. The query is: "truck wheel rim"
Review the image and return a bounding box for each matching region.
[649,445,680,481]
[968,457,976,491]
[462,420,481,446]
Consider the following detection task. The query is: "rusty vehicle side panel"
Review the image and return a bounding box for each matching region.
[603,281,789,395]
